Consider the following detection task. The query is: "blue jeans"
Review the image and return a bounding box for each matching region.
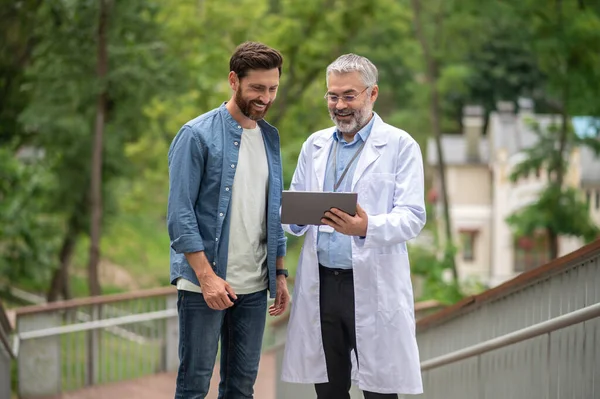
[175,289,267,399]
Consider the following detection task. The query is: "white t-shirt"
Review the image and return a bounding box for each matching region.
[177,125,269,295]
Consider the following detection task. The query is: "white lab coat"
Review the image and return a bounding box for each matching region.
[281,114,426,394]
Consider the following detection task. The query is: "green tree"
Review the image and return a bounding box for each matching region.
[18,0,173,299]
[506,0,600,258]
[410,0,473,283]
[507,121,600,258]
[454,1,544,129]
[0,0,43,145]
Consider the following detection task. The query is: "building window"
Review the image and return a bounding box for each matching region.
[459,230,477,262]
[586,190,591,206]
[596,191,600,210]
[514,233,551,272]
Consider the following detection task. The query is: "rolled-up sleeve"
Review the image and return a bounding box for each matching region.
[167,126,205,254]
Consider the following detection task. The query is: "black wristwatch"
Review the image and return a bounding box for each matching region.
[276,269,289,278]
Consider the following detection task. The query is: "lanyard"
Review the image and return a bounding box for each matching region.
[331,139,366,192]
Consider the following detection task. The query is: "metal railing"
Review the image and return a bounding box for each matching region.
[421,301,600,370]
[15,240,599,399]
[0,303,14,399]
[12,287,179,398]
[416,239,600,399]
[11,285,288,398]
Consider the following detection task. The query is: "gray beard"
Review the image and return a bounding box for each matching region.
[330,107,372,134]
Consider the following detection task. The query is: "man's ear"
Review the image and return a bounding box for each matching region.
[229,71,239,91]
[369,84,379,102]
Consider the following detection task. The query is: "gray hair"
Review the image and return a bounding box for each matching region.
[326,54,378,87]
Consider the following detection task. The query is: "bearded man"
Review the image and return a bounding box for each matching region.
[281,54,426,398]
[167,41,290,399]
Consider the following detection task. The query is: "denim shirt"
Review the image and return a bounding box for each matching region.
[317,118,374,269]
[167,103,287,298]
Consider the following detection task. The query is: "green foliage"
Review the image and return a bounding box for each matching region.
[507,119,599,244]
[0,146,61,288]
[0,0,42,145]
[456,2,544,114]
[507,186,599,243]
[410,244,465,305]
[5,0,176,292]
[514,0,600,115]
[2,0,600,305]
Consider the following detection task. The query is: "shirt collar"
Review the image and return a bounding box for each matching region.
[333,113,375,144]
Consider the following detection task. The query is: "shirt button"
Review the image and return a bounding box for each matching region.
[237,125,241,129]
[212,261,216,266]
[219,212,224,217]
[234,141,239,146]
[231,164,235,168]
[215,237,219,242]
[225,187,230,191]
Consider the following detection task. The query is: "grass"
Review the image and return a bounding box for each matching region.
[101,213,172,287]
[69,212,170,290]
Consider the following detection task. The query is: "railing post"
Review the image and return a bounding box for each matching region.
[0,346,10,399]
[86,304,101,386]
[0,304,13,399]
[162,292,179,372]
[17,312,61,398]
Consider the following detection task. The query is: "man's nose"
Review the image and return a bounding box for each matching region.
[336,100,347,109]
[258,93,270,104]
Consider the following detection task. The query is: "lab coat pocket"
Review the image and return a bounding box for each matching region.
[358,172,395,213]
[375,253,412,314]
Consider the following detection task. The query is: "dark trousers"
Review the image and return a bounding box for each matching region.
[315,266,398,399]
[175,289,267,399]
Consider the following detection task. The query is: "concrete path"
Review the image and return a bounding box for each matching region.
[42,352,276,399]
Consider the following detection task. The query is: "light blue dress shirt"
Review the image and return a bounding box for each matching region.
[317,117,374,269]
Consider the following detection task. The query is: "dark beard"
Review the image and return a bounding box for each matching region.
[235,89,270,121]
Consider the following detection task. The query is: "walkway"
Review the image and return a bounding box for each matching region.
[43,352,276,399]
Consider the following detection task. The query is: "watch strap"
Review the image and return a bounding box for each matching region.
[276,269,289,277]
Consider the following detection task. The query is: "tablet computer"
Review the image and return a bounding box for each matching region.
[281,190,357,225]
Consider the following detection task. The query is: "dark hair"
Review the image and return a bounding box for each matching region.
[229,41,283,79]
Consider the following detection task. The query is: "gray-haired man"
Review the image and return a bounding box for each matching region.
[280,54,426,398]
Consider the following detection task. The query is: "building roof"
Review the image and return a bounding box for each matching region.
[426,135,490,165]
[427,111,600,184]
[489,112,560,157]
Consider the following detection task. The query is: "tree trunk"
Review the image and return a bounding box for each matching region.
[47,215,78,302]
[88,0,111,297]
[548,0,570,260]
[411,0,458,282]
[547,227,559,260]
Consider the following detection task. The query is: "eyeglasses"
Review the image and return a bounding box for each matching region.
[324,87,369,104]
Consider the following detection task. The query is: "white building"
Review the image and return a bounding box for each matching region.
[427,99,600,287]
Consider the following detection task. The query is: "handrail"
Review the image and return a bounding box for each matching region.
[17,308,178,342]
[420,302,600,371]
[14,286,176,316]
[417,239,600,332]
